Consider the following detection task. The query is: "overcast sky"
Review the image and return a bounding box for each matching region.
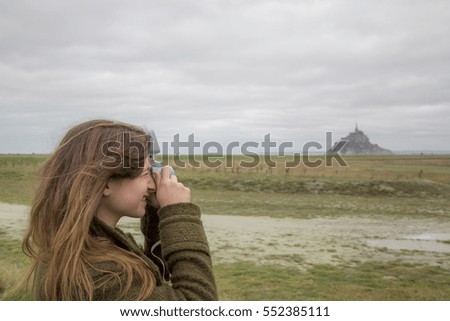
[1,0,449,154]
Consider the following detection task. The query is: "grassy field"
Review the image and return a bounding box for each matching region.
[215,261,450,300]
[0,154,48,205]
[0,230,32,300]
[1,153,450,300]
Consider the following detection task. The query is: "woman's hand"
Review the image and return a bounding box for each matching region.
[154,166,191,208]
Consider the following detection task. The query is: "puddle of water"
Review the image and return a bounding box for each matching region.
[366,239,450,253]
[405,233,450,241]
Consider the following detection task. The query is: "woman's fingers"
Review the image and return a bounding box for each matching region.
[154,166,190,208]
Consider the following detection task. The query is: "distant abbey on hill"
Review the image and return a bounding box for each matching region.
[335,124,393,155]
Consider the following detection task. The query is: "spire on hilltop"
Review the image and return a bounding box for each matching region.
[333,124,393,155]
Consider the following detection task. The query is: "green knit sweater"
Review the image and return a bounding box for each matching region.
[35,203,218,300]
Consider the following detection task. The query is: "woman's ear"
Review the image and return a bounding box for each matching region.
[103,179,113,197]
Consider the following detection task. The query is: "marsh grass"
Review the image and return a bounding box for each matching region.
[215,261,450,300]
[166,154,450,185]
[0,231,32,300]
[192,189,450,219]
[1,154,450,206]
[0,154,45,205]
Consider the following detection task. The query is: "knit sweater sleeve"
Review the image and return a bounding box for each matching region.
[145,202,218,301]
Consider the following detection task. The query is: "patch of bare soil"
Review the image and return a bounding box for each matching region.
[0,202,29,240]
[200,215,450,269]
[2,202,449,269]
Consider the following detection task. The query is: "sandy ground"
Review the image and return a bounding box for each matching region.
[1,202,449,269]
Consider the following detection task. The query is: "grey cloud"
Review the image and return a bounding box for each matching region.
[0,0,449,153]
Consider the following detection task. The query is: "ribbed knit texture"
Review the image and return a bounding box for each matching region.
[35,202,218,300]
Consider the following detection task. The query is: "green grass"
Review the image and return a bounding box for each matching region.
[192,189,450,219]
[0,232,32,300]
[1,153,450,206]
[181,171,450,197]
[215,261,450,300]
[166,154,450,185]
[0,154,46,205]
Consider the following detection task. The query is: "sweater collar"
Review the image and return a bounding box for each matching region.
[90,216,140,254]
[90,216,164,284]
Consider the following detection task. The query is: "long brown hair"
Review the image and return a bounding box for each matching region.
[22,119,156,300]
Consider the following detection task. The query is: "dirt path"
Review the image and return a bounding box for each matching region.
[0,202,29,239]
[2,202,449,269]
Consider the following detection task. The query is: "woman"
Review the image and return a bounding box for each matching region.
[22,119,218,300]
